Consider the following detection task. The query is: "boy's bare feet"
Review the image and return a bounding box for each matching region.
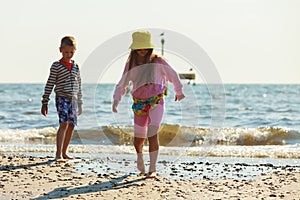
[55,156,66,163]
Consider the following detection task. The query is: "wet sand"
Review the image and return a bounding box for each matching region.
[0,153,300,199]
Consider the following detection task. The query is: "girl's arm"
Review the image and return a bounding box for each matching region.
[158,57,184,97]
[113,62,131,103]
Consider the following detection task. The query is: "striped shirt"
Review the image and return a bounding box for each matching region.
[42,61,83,105]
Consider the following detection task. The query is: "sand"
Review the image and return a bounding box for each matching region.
[0,154,300,200]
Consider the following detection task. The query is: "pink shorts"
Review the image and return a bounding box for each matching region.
[134,99,164,136]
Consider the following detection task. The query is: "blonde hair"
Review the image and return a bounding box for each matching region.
[60,36,76,49]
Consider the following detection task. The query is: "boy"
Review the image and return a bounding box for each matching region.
[41,36,83,162]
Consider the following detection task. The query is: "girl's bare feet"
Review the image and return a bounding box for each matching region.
[146,171,157,178]
[62,154,74,160]
[137,153,145,174]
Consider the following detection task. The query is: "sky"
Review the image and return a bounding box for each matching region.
[0,0,299,84]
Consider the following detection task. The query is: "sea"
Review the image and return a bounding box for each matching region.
[1,83,300,160]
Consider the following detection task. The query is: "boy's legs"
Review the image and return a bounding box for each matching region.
[62,123,75,159]
[55,97,77,161]
[56,122,69,160]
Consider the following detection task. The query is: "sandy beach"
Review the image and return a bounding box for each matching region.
[0,154,300,199]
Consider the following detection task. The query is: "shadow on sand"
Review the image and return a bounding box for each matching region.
[0,158,55,171]
[32,174,147,199]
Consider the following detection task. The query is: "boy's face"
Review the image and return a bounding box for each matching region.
[59,46,76,62]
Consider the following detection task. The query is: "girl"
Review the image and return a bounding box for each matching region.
[112,30,185,178]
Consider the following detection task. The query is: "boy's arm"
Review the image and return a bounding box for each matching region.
[42,65,57,106]
[77,67,83,115]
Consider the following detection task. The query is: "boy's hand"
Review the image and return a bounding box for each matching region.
[78,105,83,116]
[41,105,48,116]
[175,94,185,101]
[112,101,119,113]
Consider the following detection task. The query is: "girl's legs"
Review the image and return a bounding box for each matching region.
[62,123,75,159]
[134,115,148,174]
[148,127,159,175]
[134,137,146,173]
[133,99,164,175]
[147,100,164,177]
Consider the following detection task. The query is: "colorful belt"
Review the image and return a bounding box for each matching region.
[132,93,164,115]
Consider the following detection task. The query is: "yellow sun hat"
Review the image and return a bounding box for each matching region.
[129,30,155,50]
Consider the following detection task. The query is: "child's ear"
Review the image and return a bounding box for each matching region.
[59,47,62,52]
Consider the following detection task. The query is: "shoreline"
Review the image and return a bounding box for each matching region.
[3,151,300,180]
[1,153,300,199]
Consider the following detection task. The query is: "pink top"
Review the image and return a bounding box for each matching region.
[113,57,183,102]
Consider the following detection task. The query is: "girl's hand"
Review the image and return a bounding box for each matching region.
[78,106,83,116]
[112,101,119,113]
[175,94,185,101]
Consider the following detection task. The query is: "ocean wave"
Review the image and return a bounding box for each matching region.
[1,144,300,159]
[0,124,299,147]
[0,127,57,143]
[99,124,300,146]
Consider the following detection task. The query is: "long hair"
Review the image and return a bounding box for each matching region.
[128,49,154,71]
[124,49,157,87]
